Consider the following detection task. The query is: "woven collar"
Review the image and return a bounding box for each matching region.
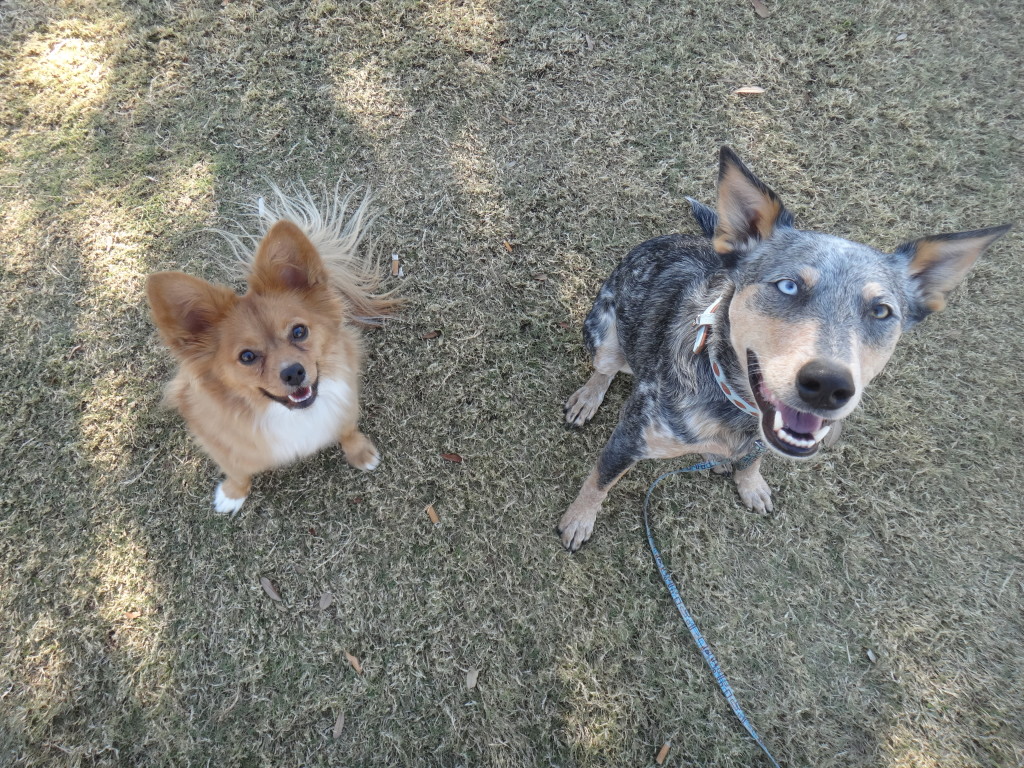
[692,296,760,418]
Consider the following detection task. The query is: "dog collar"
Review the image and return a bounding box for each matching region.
[692,296,761,418]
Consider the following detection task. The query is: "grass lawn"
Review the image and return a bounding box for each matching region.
[1,1,1021,765]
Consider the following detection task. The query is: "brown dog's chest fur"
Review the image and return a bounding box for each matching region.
[169,328,361,467]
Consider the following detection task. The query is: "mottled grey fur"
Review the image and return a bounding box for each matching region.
[558,147,1010,552]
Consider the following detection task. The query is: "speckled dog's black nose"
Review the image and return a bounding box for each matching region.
[797,360,854,410]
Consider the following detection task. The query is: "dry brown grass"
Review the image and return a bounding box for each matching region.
[1,1,1021,766]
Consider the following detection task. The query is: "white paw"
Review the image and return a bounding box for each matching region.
[342,435,380,471]
[214,484,247,516]
[736,474,773,514]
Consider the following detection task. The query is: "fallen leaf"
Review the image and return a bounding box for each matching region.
[466,667,480,690]
[440,453,463,463]
[420,330,440,340]
[124,610,141,620]
[390,254,400,276]
[319,592,334,610]
[533,273,548,282]
[260,577,282,602]
[656,743,672,765]
[895,33,907,42]
[425,504,440,525]
[345,652,363,674]
[503,240,513,252]
[734,86,766,96]
[332,711,345,739]
[866,648,878,664]
[558,321,570,330]
[750,0,771,18]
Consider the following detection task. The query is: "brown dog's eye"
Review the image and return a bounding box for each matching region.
[291,324,308,341]
[239,350,257,364]
[871,304,892,320]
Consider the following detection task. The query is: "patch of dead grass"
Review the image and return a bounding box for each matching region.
[1,0,1021,766]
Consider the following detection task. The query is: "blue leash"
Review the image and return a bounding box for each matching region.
[643,442,783,768]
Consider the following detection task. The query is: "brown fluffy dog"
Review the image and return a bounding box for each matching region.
[147,187,396,514]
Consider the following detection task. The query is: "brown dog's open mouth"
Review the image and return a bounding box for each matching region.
[746,352,831,458]
[261,380,319,410]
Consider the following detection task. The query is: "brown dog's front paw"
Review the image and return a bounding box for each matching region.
[557,505,597,552]
[342,432,380,471]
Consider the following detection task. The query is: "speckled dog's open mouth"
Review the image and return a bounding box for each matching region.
[747,351,831,458]
[261,380,319,410]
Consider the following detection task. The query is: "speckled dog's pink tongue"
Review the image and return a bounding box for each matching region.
[776,400,823,435]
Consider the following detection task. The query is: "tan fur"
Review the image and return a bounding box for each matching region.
[564,323,631,427]
[558,466,631,552]
[851,333,897,386]
[732,456,772,513]
[160,316,364,481]
[593,323,631,374]
[862,281,885,302]
[642,423,732,460]
[799,267,820,288]
[713,165,784,254]
[148,219,391,513]
[728,285,827,398]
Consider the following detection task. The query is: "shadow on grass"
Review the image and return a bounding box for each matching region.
[1,0,1021,766]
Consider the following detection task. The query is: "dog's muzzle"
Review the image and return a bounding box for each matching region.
[747,352,837,458]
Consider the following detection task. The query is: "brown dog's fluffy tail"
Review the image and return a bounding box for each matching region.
[222,182,400,325]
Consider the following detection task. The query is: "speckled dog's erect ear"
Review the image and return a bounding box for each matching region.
[895,224,1011,319]
[713,146,790,257]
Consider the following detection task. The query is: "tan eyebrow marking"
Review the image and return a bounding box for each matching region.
[862,281,885,301]
[798,267,819,288]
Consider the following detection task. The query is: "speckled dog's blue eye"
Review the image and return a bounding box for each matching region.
[775,279,799,296]
[871,304,892,320]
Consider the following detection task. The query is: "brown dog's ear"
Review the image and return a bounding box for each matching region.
[713,146,788,255]
[146,271,237,356]
[897,224,1011,316]
[249,220,327,294]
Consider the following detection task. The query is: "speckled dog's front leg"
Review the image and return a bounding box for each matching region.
[558,417,642,552]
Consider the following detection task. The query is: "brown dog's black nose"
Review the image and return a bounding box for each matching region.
[797,361,854,410]
[280,363,306,386]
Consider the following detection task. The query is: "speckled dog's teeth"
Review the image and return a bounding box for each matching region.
[776,429,815,449]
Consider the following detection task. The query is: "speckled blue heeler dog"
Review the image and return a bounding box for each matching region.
[558,147,1010,552]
